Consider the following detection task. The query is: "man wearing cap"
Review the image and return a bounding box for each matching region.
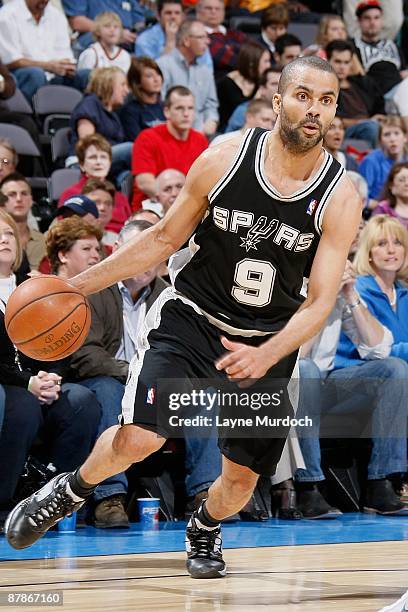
[353,1,408,131]
[0,172,45,271]
[342,0,403,41]
[58,194,100,225]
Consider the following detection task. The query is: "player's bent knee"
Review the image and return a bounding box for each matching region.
[113,424,166,462]
[221,469,258,497]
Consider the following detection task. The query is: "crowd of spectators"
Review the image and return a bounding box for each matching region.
[0,0,407,529]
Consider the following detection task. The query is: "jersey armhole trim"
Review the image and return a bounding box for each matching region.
[314,165,345,235]
[208,128,254,203]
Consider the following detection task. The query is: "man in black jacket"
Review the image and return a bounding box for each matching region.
[327,39,385,148]
[70,220,168,528]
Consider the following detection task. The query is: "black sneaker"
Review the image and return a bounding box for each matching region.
[5,473,85,550]
[185,511,226,579]
[297,486,342,519]
[364,479,408,516]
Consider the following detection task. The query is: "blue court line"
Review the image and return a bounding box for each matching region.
[1,513,407,562]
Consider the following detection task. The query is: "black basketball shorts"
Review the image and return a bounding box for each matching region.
[120,287,299,477]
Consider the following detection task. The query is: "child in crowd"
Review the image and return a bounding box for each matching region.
[77,12,131,74]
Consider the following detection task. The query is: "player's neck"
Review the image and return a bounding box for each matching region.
[267,130,324,181]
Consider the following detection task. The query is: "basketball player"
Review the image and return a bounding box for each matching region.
[5,57,361,578]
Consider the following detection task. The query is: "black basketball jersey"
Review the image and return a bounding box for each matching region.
[171,128,345,334]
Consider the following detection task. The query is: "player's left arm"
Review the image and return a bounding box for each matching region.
[216,176,362,386]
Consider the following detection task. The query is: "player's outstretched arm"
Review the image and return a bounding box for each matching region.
[69,141,240,295]
[216,176,362,385]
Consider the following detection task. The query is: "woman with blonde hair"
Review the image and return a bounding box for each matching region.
[68,67,132,184]
[77,12,131,73]
[332,214,408,515]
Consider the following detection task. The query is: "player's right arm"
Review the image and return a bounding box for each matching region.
[69,137,242,296]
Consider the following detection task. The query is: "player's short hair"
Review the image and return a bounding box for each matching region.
[93,11,123,41]
[354,215,408,279]
[278,56,339,95]
[164,85,194,108]
[261,3,289,30]
[46,217,103,274]
[76,133,112,164]
[0,208,22,271]
[0,172,31,193]
[128,57,163,103]
[246,99,272,117]
[82,178,116,201]
[326,39,354,60]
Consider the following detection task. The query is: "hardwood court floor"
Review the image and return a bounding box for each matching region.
[0,540,406,611]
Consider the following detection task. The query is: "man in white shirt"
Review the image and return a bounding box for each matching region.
[0,0,89,101]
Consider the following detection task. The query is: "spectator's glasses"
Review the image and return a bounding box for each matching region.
[0,158,11,166]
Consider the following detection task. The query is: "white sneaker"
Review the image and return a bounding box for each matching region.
[379,590,408,612]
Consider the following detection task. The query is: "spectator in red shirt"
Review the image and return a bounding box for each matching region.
[58,134,131,233]
[131,85,208,209]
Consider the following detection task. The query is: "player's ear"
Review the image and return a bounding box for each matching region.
[272,93,281,115]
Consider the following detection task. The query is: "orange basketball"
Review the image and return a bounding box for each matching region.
[5,276,91,361]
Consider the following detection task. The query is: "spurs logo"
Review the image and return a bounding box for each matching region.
[240,216,278,252]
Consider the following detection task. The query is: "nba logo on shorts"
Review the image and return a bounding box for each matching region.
[146,387,155,405]
[306,199,318,215]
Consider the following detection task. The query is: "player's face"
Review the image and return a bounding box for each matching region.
[81,145,111,178]
[86,188,114,229]
[370,231,405,275]
[324,117,345,152]
[59,237,101,277]
[0,219,17,274]
[0,145,16,182]
[165,93,195,131]
[275,68,338,153]
[1,180,33,222]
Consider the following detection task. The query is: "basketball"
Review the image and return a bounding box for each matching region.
[4,275,91,361]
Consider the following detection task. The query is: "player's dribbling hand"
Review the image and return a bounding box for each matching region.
[215,337,271,388]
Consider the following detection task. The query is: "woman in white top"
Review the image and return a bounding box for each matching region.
[77,12,131,74]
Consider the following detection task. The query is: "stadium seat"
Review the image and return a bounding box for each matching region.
[2,88,33,115]
[47,168,81,203]
[51,127,71,165]
[33,85,82,137]
[287,22,319,48]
